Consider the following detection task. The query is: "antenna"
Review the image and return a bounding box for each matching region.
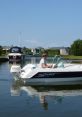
[18,32,22,47]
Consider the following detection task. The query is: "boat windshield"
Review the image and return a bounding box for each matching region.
[53,55,64,67]
[10,47,22,53]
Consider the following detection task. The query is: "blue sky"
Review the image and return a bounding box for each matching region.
[0,0,82,48]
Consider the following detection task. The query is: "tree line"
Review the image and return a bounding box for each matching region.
[0,39,82,56]
[23,39,82,56]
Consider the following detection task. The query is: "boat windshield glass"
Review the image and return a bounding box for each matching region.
[10,47,22,53]
[53,55,64,67]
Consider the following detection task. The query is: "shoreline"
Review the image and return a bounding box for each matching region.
[0,57,9,63]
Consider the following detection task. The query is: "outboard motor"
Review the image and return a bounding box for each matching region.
[10,64,21,73]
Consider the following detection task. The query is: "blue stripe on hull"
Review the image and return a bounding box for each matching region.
[32,71,82,78]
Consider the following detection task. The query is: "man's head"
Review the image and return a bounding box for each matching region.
[42,52,48,58]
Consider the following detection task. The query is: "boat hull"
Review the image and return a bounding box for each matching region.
[22,77,82,86]
[9,55,25,63]
[19,63,82,86]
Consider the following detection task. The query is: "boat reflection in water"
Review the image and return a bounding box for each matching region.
[10,79,82,110]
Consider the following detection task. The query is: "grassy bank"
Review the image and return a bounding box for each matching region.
[62,55,82,60]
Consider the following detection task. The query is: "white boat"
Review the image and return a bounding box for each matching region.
[8,46,25,62]
[10,56,82,85]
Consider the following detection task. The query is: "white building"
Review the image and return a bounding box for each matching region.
[60,47,69,55]
[31,47,44,55]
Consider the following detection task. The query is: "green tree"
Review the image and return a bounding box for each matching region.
[46,49,60,57]
[70,39,82,56]
[0,46,3,56]
[22,47,32,55]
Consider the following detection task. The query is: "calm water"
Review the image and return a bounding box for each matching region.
[0,60,82,117]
